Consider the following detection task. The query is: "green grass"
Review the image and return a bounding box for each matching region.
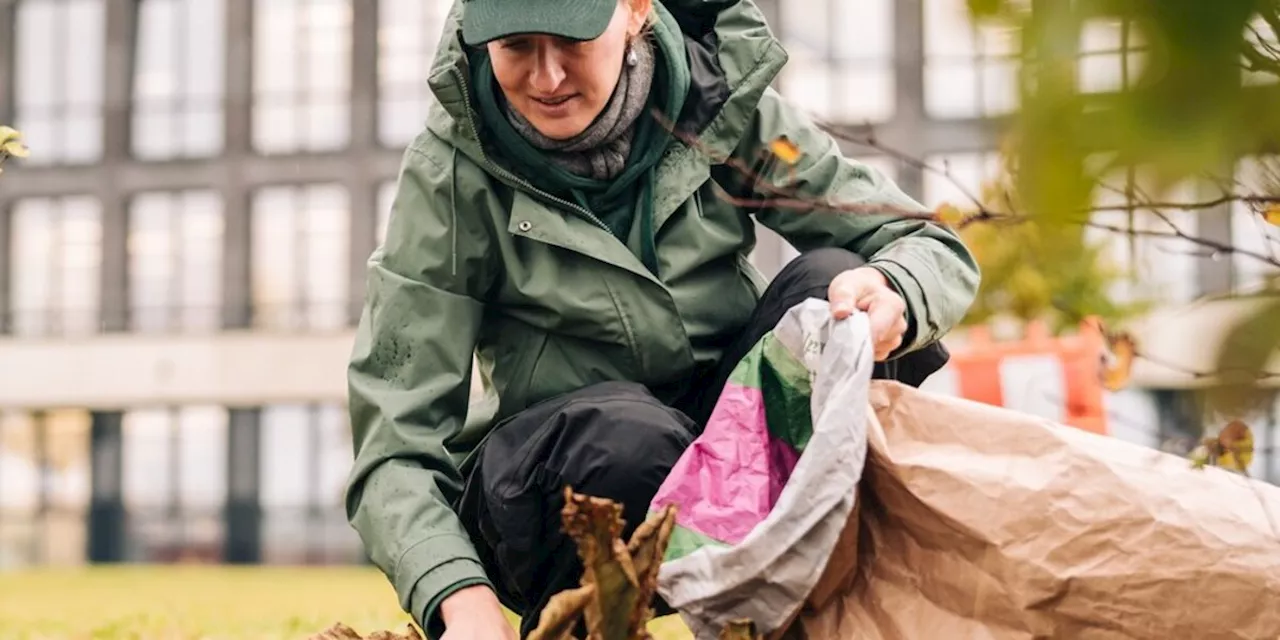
[0,566,693,640]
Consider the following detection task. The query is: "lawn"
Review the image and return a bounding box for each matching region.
[0,566,694,640]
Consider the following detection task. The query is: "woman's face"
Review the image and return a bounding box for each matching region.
[486,0,650,141]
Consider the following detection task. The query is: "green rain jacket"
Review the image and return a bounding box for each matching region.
[346,0,980,635]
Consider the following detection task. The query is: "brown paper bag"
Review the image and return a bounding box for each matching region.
[797,381,1280,640]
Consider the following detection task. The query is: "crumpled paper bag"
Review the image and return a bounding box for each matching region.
[796,380,1280,640]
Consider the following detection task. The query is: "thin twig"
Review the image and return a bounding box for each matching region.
[651,106,1280,269]
[1079,220,1280,267]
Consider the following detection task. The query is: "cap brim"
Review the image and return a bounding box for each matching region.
[461,0,618,46]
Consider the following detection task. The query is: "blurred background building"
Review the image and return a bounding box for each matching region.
[0,0,1277,569]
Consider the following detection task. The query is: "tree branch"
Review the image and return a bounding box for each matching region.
[651,106,1280,270]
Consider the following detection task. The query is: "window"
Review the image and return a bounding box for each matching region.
[1076,18,1148,94]
[921,151,1002,210]
[1231,156,1280,292]
[259,404,362,564]
[128,190,224,334]
[378,0,453,147]
[13,0,106,165]
[1086,172,1204,305]
[8,197,103,338]
[251,184,351,331]
[0,410,91,568]
[923,0,1019,119]
[252,0,352,154]
[777,0,894,124]
[1244,12,1280,87]
[132,0,227,159]
[122,407,228,562]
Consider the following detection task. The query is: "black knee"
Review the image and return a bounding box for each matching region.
[468,381,695,584]
[520,382,696,527]
[778,246,867,285]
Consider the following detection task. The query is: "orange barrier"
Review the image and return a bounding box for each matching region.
[947,319,1109,436]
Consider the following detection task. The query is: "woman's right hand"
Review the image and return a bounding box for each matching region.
[440,584,518,640]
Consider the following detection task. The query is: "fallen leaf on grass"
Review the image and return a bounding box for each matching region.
[307,622,422,640]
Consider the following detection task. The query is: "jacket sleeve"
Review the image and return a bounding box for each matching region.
[345,138,499,639]
[721,87,980,356]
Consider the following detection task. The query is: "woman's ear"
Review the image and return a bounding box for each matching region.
[627,0,654,37]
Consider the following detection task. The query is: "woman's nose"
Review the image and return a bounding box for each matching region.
[530,51,567,93]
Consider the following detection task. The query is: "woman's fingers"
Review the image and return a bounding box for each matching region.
[858,289,906,360]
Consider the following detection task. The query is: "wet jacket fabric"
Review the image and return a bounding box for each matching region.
[344,0,980,634]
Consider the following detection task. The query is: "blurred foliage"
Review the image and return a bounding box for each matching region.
[949,152,1155,334]
[959,0,1280,412]
[1189,419,1257,474]
[0,125,30,176]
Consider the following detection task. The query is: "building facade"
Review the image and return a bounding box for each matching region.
[1,0,1276,569]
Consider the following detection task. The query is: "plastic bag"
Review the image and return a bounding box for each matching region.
[647,298,874,639]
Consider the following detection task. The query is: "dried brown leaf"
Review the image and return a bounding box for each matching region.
[1101,331,1136,391]
[528,585,597,640]
[527,487,686,640]
[720,619,762,640]
[1217,420,1255,473]
[307,622,422,640]
[625,503,678,634]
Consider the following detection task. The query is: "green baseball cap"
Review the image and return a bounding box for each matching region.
[461,0,619,46]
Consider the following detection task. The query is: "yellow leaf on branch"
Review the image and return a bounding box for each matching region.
[1217,420,1254,473]
[1188,420,1255,475]
[1264,203,1280,227]
[1101,331,1137,391]
[768,136,802,166]
[0,125,30,170]
[935,202,967,227]
[2,139,29,159]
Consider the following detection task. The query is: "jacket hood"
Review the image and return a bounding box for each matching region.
[421,0,789,171]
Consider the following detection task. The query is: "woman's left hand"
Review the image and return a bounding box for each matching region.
[828,267,909,361]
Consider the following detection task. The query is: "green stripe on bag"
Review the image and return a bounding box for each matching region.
[727,339,764,388]
[761,335,813,452]
[662,521,731,562]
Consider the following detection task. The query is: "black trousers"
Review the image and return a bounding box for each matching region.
[454,248,949,638]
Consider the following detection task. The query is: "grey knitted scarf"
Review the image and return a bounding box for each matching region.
[503,38,656,180]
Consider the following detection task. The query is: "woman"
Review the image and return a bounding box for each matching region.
[345,0,979,638]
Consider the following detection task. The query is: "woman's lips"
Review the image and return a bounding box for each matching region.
[529,94,579,116]
[534,94,574,105]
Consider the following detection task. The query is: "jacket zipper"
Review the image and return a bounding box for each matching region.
[452,69,614,236]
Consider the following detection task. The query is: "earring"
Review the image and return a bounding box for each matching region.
[625,41,639,67]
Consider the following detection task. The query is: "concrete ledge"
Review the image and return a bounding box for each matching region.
[0,330,358,410]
